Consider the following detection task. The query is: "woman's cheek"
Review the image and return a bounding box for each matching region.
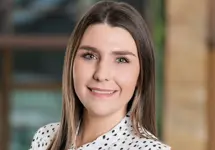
[115,68,138,86]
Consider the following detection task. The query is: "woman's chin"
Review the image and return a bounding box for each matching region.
[85,107,117,118]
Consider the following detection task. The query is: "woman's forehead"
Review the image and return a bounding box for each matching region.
[79,24,137,54]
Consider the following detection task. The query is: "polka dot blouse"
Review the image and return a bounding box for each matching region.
[29,113,171,150]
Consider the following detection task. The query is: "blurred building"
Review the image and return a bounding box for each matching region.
[0,0,214,150]
[164,0,215,150]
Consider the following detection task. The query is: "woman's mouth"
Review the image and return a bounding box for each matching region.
[87,87,117,98]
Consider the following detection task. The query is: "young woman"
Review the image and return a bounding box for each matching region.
[30,1,171,150]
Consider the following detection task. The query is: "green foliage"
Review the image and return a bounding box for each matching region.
[149,0,165,138]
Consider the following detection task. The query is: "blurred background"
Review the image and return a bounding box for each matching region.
[0,0,214,150]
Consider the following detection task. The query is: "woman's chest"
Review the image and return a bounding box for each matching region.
[75,137,145,150]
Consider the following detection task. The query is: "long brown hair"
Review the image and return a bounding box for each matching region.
[48,1,156,149]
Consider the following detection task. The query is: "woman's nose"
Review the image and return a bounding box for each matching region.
[93,61,112,82]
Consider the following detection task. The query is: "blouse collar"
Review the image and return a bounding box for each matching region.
[72,111,132,150]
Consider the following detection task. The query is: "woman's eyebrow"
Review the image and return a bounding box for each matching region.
[79,45,99,53]
[112,51,137,57]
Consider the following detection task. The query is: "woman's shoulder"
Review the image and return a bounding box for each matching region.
[29,122,60,150]
[136,137,171,150]
[128,128,171,150]
[135,127,171,150]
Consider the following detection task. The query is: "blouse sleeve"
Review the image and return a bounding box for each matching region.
[139,141,171,150]
[29,123,59,150]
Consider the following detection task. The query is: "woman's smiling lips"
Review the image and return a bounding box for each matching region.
[87,87,118,98]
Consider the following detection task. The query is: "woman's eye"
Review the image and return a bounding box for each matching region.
[116,57,129,63]
[82,53,96,60]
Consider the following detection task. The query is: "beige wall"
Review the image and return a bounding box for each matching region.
[164,0,209,150]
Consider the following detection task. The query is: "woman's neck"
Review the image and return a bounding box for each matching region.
[76,109,127,148]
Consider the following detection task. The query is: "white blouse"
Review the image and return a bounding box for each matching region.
[29,113,171,150]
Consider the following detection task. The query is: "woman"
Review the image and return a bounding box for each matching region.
[30,1,171,150]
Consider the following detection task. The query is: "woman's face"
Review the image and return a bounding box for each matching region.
[73,24,140,117]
